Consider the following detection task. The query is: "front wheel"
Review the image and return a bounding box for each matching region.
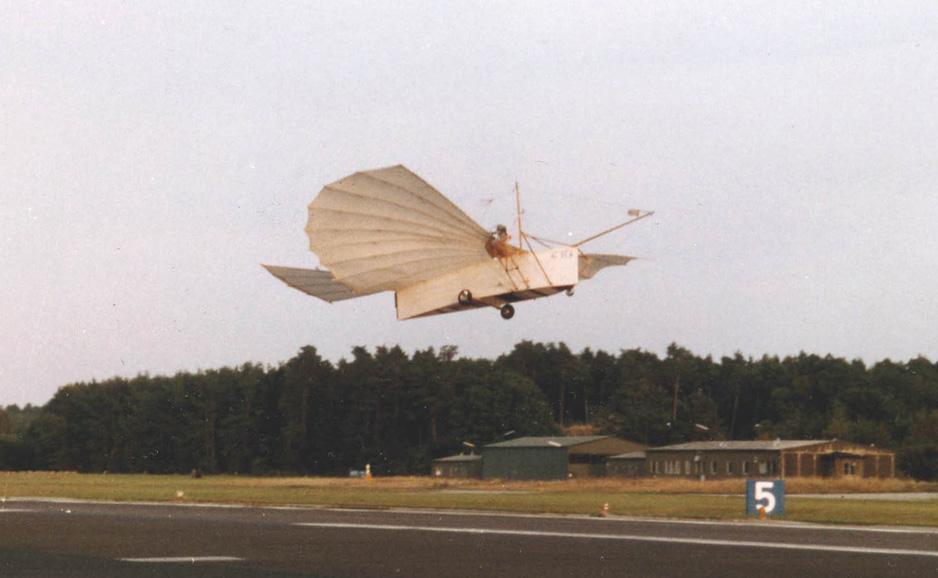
[500,304,515,320]
[458,289,473,305]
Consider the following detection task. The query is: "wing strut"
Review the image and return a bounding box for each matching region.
[571,211,654,248]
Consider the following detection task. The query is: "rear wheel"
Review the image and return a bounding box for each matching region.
[458,289,472,305]
[500,304,515,320]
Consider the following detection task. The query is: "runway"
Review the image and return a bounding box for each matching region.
[2,499,937,577]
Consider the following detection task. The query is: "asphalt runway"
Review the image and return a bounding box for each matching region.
[2,499,938,577]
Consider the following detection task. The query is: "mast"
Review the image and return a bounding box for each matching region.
[515,181,523,250]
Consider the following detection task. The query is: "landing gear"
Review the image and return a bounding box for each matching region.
[458,289,473,305]
[565,287,575,297]
[500,304,515,320]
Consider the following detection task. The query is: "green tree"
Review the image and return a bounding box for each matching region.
[280,346,338,473]
[899,410,938,480]
[443,360,556,449]
[599,377,671,445]
[23,412,69,470]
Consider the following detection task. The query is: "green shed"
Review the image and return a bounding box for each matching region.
[431,453,483,478]
[481,436,645,480]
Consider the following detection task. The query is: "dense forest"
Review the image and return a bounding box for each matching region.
[3,341,938,479]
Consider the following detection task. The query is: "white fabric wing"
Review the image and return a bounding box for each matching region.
[305,165,491,293]
[262,265,378,302]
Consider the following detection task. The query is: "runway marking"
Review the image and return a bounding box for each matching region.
[119,556,243,563]
[297,522,938,558]
[605,516,938,535]
[8,498,936,535]
[322,506,938,535]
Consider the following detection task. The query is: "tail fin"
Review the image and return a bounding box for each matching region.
[578,254,637,279]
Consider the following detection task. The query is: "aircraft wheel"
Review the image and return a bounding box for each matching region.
[500,304,515,320]
[565,287,575,297]
[458,289,473,305]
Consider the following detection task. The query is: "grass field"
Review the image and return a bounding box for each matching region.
[2,472,937,527]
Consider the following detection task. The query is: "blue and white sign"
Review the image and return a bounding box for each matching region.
[746,479,785,516]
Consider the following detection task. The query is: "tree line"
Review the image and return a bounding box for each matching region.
[3,341,938,479]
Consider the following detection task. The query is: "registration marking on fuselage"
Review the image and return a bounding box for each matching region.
[296,522,938,558]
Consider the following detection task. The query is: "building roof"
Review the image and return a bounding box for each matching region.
[647,440,832,452]
[609,451,647,460]
[433,454,482,462]
[484,436,614,449]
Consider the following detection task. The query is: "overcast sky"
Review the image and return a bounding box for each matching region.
[3,2,937,406]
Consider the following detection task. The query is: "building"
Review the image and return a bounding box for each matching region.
[607,440,895,479]
[605,451,647,477]
[431,454,483,479]
[481,436,646,480]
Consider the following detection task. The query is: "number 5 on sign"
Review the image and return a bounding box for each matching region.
[746,479,785,516]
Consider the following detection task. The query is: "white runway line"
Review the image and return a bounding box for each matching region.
[297,522,938,558]
[119,556,243,563]
[313,505,938,535]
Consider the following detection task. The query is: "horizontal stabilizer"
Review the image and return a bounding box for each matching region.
[262,265,377,302]
[578,254,636,280]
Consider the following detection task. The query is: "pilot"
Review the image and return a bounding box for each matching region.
[486,224,516,258]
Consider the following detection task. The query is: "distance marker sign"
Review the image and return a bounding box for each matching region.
[746,479,785,516]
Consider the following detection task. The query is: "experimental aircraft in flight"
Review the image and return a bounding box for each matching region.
[264,165,652,320]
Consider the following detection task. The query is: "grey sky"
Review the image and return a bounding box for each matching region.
[3,2,937,406]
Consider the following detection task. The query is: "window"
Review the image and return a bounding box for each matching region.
[710,461,718,475]
[742,461,749,475]
[843,462,856,476]
[684,461,691,475]
[759,462,768,475]
[726,461,735,475]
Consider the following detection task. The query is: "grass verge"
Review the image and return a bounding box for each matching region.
[2,472,937,527]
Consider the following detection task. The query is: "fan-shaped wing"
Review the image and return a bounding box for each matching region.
[578,254,636,279]
[305,165,491,293]
[262,265,378,302]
